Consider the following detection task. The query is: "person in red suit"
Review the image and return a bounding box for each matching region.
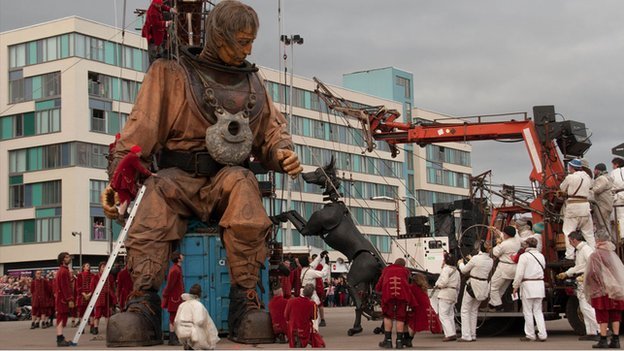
[76,263,94,330]
[89,262,117,335]
[30,270,48,329]
[284,284,324,348]
[291,258,302,298]
[279,259,293,299]
[110,145,155,219]
[69,269,79,327]
[141,0,174,64]
[404,272,439,347]
[312,254,329,327]
[268,287,289,343]
[54,252,75,347]
[375,258,414,349]
[116,263,133,311]
[44,273,55,329]
[162,251,185,346]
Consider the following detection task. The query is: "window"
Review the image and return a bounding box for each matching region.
[91,109,106,132]
[9,71,60,104]
[396,76,411,98]
[90,180,108,204]
[91,216,108,241]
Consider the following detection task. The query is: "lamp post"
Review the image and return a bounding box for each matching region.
[371,196,401,236]
[71,231,82,268]
[280,34,304,247]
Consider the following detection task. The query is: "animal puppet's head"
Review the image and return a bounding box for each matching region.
[301,156,341,200]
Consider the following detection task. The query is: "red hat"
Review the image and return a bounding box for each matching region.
[152,0,163,4]
[130,145,142,154]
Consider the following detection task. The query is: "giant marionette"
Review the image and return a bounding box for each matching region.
[102,0,302,346]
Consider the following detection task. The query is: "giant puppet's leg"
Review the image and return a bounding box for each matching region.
[214,167,274,344]
[107,169,202,347]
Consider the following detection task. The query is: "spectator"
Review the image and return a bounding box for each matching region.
[54,252,75,347]
[89,262,116,335]
[174,284,219,350]
[326,282,335,307]
[584,230,624,348]
[434,253,460,342]
[163,251,185,346]
[268,287,288,344]
[375,258,414,349]
[512,237,547,342]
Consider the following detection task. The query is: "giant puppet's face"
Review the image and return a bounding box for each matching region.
[216,29,255,67]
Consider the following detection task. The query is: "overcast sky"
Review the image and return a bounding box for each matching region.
[2,0,623,187]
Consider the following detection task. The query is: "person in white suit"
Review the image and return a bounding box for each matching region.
[489,226,521,310]
[556,230,600,340]
[174,284,220,350]
[458,242,493,342]
[512,237,547,342]
[434,253,461,342]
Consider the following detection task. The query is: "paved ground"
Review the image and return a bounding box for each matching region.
[0,307,598,349]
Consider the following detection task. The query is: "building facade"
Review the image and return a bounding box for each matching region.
[1,17,426,274]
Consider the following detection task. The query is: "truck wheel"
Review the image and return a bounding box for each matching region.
[565,296,586,335]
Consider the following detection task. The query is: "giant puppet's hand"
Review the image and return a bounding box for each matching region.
[101,185,120,219]
[276,149,303,178]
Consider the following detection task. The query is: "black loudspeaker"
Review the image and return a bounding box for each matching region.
[613,143,624,157]
[433,202,455,214]
[404,216,430,237]
[533,105,562,143]
[556,120,591,157]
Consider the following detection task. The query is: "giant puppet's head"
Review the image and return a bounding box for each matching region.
[199,0,259,66]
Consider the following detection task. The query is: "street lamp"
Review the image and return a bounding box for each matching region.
[72,231,82,268]
[280,34,304,248]
[370,196,401,236]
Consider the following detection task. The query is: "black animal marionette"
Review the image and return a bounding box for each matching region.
[272,156,386,336]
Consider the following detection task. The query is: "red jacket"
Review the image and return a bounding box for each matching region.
[268,295,288,335]
[54,265,74,314]
[141,3,171,46]
[375,264,413,304]
[406,284,431,332]
[284,296,317,348]
[30,278,48,309]
[314,263,326,299]
[90,273,117,308]
[291,267,302,297]
[162,264,184,312]
[76,270,94,307]
[279,274,293,299]
[111,152,151,197]
[116,267,133,310]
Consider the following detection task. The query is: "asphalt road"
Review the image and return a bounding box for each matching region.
[0,306,598,349]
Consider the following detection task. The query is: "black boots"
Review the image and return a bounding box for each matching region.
[395,333,404,349]
[56,335,75,347]
[106,290,163,347]
[610,335,620,349]
[379,332,393,349]
[319,319,327,327]
[168,332,181,346]
[227,286,274,344]
[31,321,39,329]
[594,336,609,349]
[402,332,413,348]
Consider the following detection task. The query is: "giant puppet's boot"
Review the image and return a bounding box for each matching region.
[227,285,274,344]
[106,290,163,347]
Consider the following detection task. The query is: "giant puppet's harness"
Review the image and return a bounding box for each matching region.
[272,156,386,336]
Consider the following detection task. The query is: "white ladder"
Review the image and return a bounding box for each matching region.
[71,185,147,345]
